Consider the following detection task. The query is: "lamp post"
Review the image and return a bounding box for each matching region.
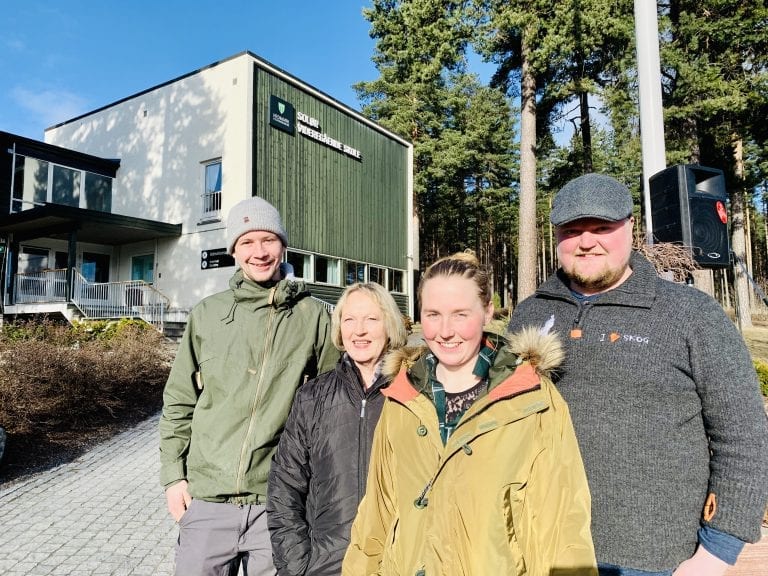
[634,0,666,243]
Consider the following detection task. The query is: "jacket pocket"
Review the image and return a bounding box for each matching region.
[501,481,527,574]
[197,354,229,398]
[381,517,401,575]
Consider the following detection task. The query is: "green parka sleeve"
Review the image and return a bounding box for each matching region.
[158,312,201,488]
[314,305,338,377]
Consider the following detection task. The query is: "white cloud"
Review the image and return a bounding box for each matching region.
[11,86,89,128]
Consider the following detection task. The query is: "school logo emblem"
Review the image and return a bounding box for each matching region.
[270,95,295,135]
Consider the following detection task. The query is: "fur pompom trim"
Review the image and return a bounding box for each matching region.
[382,345,426,380]
[506,326,564,375]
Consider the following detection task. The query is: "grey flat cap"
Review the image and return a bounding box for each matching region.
[550,173,634,226]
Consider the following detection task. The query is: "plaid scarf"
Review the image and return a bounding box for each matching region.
[426,341,497,445]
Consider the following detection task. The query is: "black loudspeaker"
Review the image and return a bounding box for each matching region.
[649,164,730,268]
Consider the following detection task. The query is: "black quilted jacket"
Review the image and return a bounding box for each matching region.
[267,355,387,576]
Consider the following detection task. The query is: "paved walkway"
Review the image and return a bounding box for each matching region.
[0,413,176,575]
[1,411,766,575]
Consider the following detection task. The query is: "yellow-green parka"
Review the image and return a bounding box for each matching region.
[343,328,597,576]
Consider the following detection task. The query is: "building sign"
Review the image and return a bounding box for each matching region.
[269,95,295,134]
[201,248,235,270]
[296,112,362,161]
[268,95,362,161]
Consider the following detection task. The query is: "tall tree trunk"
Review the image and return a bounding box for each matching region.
[731,136,752,329]
[579,90,593,172]
[516,34,538,303]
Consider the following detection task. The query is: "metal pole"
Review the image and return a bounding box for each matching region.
[634,0,666,243]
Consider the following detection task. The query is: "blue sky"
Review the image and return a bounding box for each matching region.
[0,1,379,140]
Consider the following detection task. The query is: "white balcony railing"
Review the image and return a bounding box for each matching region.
[13,269,68,303]
[201,189,222,221]
[71,269,168,331]
[12,268,169,331]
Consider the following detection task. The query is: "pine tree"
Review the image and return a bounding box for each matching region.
[473,0,634,301]
[356,0,518,301]
[660,0,768,326]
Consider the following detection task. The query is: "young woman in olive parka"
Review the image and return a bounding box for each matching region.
[343,251,597,576]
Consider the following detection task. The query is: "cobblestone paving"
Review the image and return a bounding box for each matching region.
[0,413,176,575]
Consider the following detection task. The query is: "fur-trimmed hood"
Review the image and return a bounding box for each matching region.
[382,326,563,382]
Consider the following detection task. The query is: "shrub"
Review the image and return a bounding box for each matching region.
[69,317,153,342]
[754,359,768,398]
[0,316,70,344]
[0,319,172,436]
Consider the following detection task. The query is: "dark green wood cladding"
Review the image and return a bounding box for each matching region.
[308,283,409,316]
[252,64,409,270]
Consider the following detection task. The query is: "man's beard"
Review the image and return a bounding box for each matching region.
[563,259,630,294]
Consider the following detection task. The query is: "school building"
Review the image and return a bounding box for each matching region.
[0,51,415,334]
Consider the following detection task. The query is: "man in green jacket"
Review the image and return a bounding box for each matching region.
[159,196,338,576]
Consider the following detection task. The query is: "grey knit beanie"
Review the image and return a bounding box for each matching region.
[550,173,634,226]
[226,196,288,253]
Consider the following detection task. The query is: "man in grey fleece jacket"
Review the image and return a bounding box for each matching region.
[509,173,768,576]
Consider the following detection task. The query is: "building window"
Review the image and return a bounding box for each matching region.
[201,160,222,222]
[345,261,366,285]
[388,269,404,293]
[131,254,155,283]
[286,250,311,280]
[52,165,81,207]
[12,156,48,212]
[11,154,112,213]
[81,252,110,283]
[315,256,340,285]
[369,266,386,287]
[19,246,49,274]
[84,172,112,212]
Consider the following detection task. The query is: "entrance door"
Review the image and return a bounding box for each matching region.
[54,251,68,298]
[129,254,154,307]
[131,254,154,283]
[81,252,110,301]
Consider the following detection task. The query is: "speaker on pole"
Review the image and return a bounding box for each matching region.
[649,164,730,268]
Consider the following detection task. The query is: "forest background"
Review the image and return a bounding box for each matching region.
[356,0,768,328]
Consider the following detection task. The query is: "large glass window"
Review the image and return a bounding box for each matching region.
[52,165,81,207]
[12,156,48,212]
[315,256,340,285]
[19,246,49,274]
[11,154,113,213]
[201,161,222,221]
[17,246,53,302]
[84,172,112,211]
[131,254,154,283]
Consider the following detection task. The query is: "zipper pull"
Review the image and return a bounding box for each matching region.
[360,398,367,418]
[571,301,591,339]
